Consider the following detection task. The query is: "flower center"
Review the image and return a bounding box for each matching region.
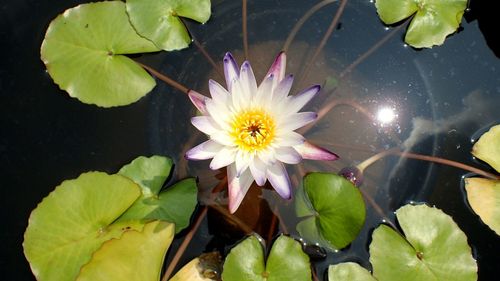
[230,109,275,152]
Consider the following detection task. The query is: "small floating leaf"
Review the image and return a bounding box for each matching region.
[328,262,376,281]
[169,252,222,281]
[117,155,198,233]
[41,1,160,107]
[375,0,468,48]
[471,124,500,172]
[295,173,366,250]
[126,0,211,51]
[23,172,142,281]
[369,204,477,281]
[222,235,311,281]
[465,177,500,235]
[77,220,175,281]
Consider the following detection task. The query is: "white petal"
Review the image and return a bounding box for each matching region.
[188,90,208,114]
[265,51,286,83]
[287,85,320,113]
[209,79,230,105]
[230,78,245,112]
[294,141,339,161]
[210,147,237,170]
[274,147,302,164]
[272,74,294,104]
[255,74,274,108]
[185,140,223,160]
[277,112,317,131]
[224,52,239,90]
[274,131,305,146]
[191,116,220,135]
[235,150,252,177]
[267,162,291,199]
[205,99,231,130]
[249,157,267,186]
[257,148,277,166]
[210,131,235,147]
[228,165,254,213]
[239,61,257,100]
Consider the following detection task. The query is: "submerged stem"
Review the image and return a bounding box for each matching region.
[242,0,249,60]
[137,62,189,94]
[282,0,339,53]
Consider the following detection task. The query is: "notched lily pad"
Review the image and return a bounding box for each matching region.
[328,262,376,281]
[295,173,366,250]
[222,235,311,281]
[126,0,211,51]
[471,124,500,172]
[375,0,468,48]
[77,220,175,281]
[117,155,198,233]
[23,172,142,281]
[41,1,160,107]
[465,177,500,235]
[369,204,477,281]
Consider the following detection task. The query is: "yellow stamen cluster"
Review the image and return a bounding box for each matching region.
[230,109,275,152]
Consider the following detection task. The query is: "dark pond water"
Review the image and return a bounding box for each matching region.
[1,0,499,280]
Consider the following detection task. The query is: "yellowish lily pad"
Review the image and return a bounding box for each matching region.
[472,124,500,172]
[465,177,500,235]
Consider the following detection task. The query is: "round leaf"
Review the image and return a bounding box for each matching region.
[369,204,477,281]
[328,262,376,281]
[222,235,311,281]
[117,156,198,233]
[295,173,366,250]
[77,220,175,281]
[126,0,211,51]
[471,124,500,172]
[465,177,500,235]
[375,0,467,48]
[23,172,141,281]
[41,1,160,107]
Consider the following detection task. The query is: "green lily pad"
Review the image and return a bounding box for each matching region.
[126,0,211,51]
[41,1,160,107]
[471,124,500,172]
[295,173,366,250]
[328,262,376,281]
[375,0,468,48]
[117,155,198,233]
[77,220,175,281]
[465,177,500,235]
[369,204,477,281]
[222,235,311,281]
[23,172,142,281]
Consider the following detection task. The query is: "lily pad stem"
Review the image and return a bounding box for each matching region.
[242,0,249,60]
[136,61,189,94]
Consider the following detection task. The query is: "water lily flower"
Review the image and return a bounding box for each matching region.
[186,52,339,213]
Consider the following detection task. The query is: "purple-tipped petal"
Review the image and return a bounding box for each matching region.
[265,51,287,82]
[275,147,302,164]
[228,165,254,213]
[188,90,208,114]
[278,112,317,131]
[272,74,294,103]
[191,116,218,135]
[185,140,223,160]
[266,161,291,199]
[288,85,321,113]
[208,79,230,104]
[249,157,267,186]
[223,52,239,90]
[294,141,339,161]
[240,61,258,99]
[209,147,237,170]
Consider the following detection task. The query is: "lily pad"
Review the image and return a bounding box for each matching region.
[328,262,376,281]
[222,235,311,281]
[465,177,500,235]
[369,204,477,281]
[295,173,366,250]
[471,124,500,172]
[23,172,142,281]
[77,220,175,281]
[126,0,211,51]
[375,0,468,48]
[117,155,198,233]
[41,1,160,107]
